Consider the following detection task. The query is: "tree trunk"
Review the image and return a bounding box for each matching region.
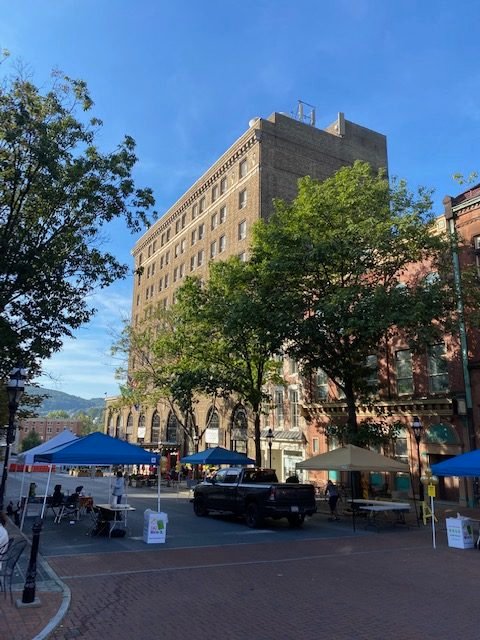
[253,405,261,466]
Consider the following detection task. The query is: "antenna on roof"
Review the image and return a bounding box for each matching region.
[294,100,316,127]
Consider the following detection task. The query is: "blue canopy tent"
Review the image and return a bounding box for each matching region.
[181,446,255,466]
[34,432,161,513]
[431,450,480,477]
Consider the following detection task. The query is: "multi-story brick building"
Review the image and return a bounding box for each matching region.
[300,183,480,505]
[18,418,84,449]
[106,110,388,477]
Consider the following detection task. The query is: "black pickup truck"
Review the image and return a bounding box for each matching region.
[192,467,317,528]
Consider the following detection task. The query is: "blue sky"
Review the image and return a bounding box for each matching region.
[2,0,479,399]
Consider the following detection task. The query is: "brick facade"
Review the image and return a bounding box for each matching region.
[106,110,387,479]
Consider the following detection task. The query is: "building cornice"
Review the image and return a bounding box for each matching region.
[132,130,261,257]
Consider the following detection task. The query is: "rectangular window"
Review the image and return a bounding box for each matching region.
[312,438,319,454]
[191,229,197,245]
[190,255,196,271]
[238,251,246,262]
[147,265,151,278]
[275,388,284,427]
[166,228,170,241]
[238,220,246,240]
[239,158,248,179]
[198,223,205,240]
[219,205,226,224]
[173,266,178,282]
[212,185,219,202]
[239,189,247,209]
[175,219,180,234]
[174,243,180,258]
[211,212,218,230]
[316,369,328,401]
[181,213,186,229]
[164,273,169,288]
[151,263,156,276]
[192,204,198,220]
[220,176,227,194]
[160,255,164,269]
[199,197,205,213]
[158,278,163,292]
[396,349,413,395]
[428,344,449,393]
[219,234,226,253]
[181,238,186,253]
[161,232,165,246]
[165,250,170,265]
[197,249,204,266]
[289,389,299,428]
[210,240,217,259]
[289,358,297,374]
[179,263,185,278]
[152,240,157,252]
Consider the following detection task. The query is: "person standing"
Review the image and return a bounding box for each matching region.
[112,470,127,505]
[325,479,340,521]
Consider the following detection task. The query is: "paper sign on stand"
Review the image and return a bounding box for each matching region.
[446,516,474,549]
[143,509,168,544]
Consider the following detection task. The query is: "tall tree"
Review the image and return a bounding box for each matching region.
[252,161,465,443]
[175,258,287,465]
[0,68,155,381]
[112,309,221,451]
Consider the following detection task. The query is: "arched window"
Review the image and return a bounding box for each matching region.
[138,413,146,442]
[126,413,133,442]
[115,415,121,439]
[232,405,248,453]
[206,407,219,447]
[108,414,114,437]
[151,411,160,445]
[166,412,179,444]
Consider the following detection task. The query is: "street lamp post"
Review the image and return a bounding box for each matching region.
[193,434,199,480]
[266,428,273,469]
[0,367,26,512]
[412,416,424,509]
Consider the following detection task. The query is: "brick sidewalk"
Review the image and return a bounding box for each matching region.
[2,498,479,640]
[5,525,479,640]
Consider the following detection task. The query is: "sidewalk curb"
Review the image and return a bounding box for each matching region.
[31,555,71,640]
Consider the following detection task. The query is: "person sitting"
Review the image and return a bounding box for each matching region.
[52,485,64,506]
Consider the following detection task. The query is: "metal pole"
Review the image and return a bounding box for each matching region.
[416,437,424,504]
[22,518,42,604]
[0,407,15,512]
[268,442,272,468]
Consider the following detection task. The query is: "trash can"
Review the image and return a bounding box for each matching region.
[446,517,475,549]
[143,510,168,544]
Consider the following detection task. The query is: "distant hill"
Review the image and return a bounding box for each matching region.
[25,386,105,416]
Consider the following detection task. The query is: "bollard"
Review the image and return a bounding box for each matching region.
[21,518,42,604]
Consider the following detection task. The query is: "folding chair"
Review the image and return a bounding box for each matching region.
[0,539,27,602]
[88,506,109,537]
[56,492,80,524]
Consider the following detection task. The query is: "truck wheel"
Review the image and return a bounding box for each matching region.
[287,514,305,528]
[193,497,208,517]
[245,503,263,528]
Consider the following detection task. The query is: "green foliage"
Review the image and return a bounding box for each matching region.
[323,419,403,449]
[46,410,70,419]
[20,429,42,452]
[174,259,287,464]
[0,67,156,381]
[252,161,459,437]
